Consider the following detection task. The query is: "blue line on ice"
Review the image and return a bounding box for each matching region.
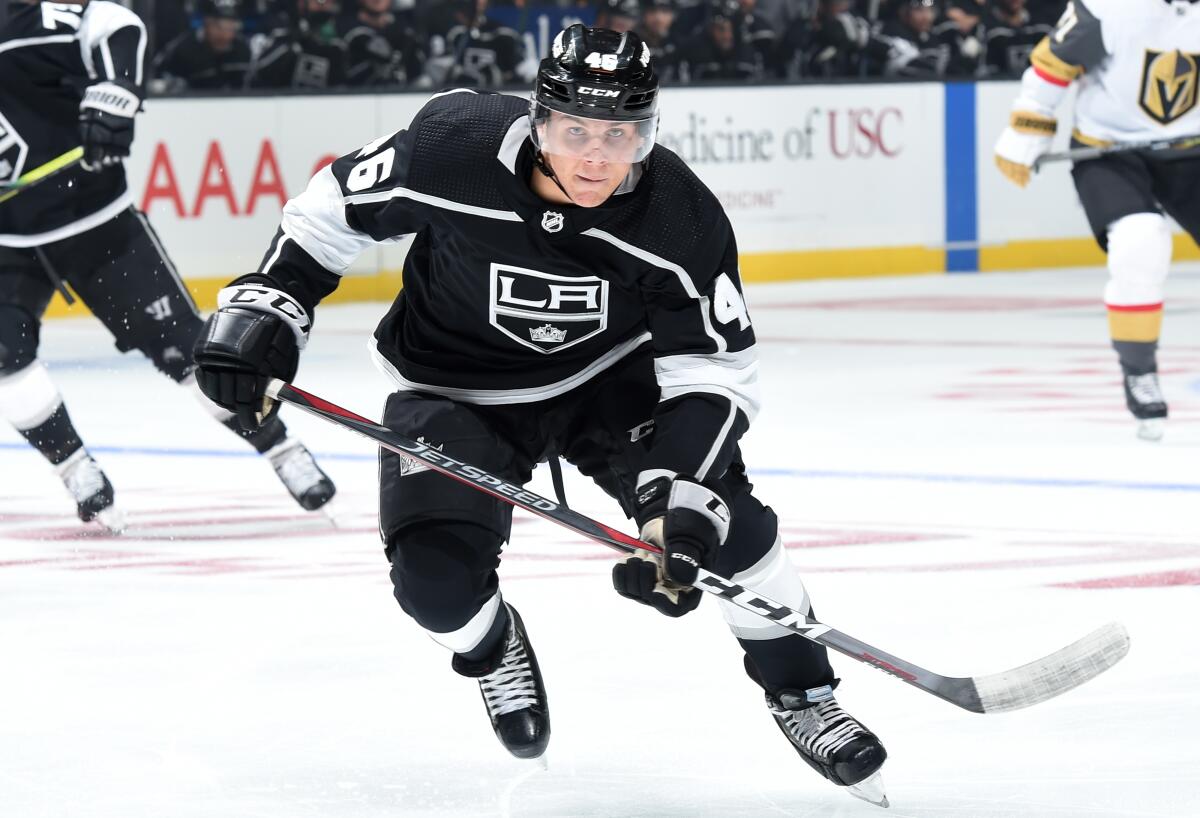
[3,442,1198,493]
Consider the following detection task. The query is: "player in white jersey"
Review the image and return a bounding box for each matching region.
[994,0,1200,440]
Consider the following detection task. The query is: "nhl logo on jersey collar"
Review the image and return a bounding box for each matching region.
[541,211,565,233]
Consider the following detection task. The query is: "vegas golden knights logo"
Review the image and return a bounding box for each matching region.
[1139,49,1200,125]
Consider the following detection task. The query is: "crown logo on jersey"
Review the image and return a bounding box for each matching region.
[541,211,565,233]
[1139,49,1200,125]
[529,324,568,343]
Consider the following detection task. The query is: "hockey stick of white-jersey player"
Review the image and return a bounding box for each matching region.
[1033,133,1200,172]
[267,379,1130,715]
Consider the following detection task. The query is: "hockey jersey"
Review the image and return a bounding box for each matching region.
[237,89,760,484]
[0,0,146,246]
[1025,0,1200,143]
[153,29,251,91]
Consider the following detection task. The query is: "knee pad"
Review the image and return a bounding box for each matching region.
[0,304,40,375]
[1104,212,1172,307]
[388,521,505,652]
[718,488,781,576]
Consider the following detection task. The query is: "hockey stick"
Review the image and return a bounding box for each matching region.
[266,379,1130,714]
[0,147,84,204]
[1033,134,1200,171]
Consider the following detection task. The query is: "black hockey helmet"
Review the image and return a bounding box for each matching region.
[708,0,740,22]
[199,0,243,19]
[530,25,660,164]
[595,0,641,23]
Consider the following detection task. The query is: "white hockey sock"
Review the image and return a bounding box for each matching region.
[0,361,64,432]
[717,535,812,641]
[425,593,504,654]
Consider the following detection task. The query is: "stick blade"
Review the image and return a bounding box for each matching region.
[971,622,1130,714]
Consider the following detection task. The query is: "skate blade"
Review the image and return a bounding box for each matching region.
[317,496,346,528]
[95,507,127,535]
[846,771,889,809]
[1137,418,1165,442]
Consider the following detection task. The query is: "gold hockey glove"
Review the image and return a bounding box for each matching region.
[994,111,1057,188]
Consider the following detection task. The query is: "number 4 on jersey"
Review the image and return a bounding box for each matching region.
[712,272,750,331]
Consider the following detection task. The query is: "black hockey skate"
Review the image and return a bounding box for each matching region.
[56,450,125,533]
[452,604,550,760]
[265,438,336,510]
[767,687,888,807]
[1122,368,1168,441]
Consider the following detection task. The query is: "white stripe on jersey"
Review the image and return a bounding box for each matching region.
[0,192,133,247]
[370,332,652,405]
[79,1,147,84]
[581,227,728,353]
[0,34,76,55]
[275,166,372,276]
[655,348,761,421]
[344,184,523,223]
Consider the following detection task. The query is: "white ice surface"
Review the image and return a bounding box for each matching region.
[2,266,1199,817]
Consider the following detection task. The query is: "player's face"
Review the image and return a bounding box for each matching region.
[904,5,935,32]
[643,7,674,37]
[539,113,641,207]
[608,14,638,33]
[710,18,734,52]
[203,17,241,51]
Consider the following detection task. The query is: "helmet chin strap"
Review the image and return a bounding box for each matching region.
[534,150,575,204]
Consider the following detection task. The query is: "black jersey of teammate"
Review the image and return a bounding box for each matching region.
[0,0,146,246]
[424,19,525,88]
[984,11,1051,77]
[153,29,252,91]
[334,13,425,87]
[246,20,348,90]
[241,90,760,482]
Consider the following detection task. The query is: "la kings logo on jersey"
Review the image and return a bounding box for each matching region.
[0,112,28,183]
[489,263,608,354]
[1139,49,1200,125]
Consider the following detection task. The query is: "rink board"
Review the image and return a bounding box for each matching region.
[41,81,1200,318]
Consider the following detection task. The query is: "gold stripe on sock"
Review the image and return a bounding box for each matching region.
[1108,305,1163,343]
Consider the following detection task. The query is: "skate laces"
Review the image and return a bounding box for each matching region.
[479,627,539,717]
[1127,373,1165,406]
[269,441,325,491]
[61,455,107,502]
[773,697,867,760]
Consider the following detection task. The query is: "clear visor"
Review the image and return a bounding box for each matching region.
[531,102,659,164]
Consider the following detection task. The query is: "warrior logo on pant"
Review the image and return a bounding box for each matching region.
[1138,49,1200,125]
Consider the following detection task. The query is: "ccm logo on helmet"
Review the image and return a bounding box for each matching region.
[578,86,621,97]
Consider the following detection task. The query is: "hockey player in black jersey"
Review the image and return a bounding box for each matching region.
[194,24,888,805]
[152,0,252,92]
[0,0,336,529]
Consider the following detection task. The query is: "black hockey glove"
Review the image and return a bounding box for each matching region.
[193,285,310,431]
[78,82,141,171]
[612,476,731,617]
